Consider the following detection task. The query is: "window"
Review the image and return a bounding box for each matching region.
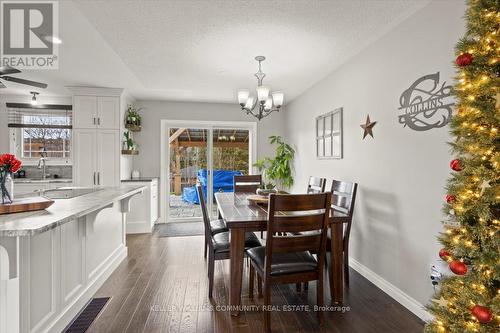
[316,108,343,159]
[7,103,72,163]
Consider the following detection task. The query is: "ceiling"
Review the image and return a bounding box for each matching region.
[0,0,431,104]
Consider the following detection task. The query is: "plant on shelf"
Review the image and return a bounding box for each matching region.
[253,135,295,191]
[0,153,22,204]
[123,131,138,153]
[125,104,142,130]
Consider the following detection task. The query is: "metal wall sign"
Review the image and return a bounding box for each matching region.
[398,72,454,131]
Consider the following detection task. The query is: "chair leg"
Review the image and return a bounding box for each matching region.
[257,275,263,297]
[304,282,309,291]
[249,264,255,298]
[260,231,264,239]
[317,276,324,325]
[344,249,349,287]
[296,283,301,292]
[264,284,271,333]
[208,252,215,298]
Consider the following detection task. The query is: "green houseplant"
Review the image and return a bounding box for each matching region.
[253,135,295,191]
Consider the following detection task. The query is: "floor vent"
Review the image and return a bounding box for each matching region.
[63,297,110,333]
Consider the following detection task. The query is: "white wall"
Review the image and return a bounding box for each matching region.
[284,0,465,309]
[131,100,286,177]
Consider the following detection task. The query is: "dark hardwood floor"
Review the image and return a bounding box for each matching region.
[88,232,424,333]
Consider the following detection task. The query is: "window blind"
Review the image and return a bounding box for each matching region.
[6,103,72,129]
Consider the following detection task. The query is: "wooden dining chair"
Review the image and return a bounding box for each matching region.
[247,192,332,332]
[307,176,326,194]
[196,185,261,298]
[328,179,358,286]
[233,174,262,193]
[196,185,229,259]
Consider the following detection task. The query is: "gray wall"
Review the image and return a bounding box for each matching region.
[284,0,465,308]
[131,100,286,177]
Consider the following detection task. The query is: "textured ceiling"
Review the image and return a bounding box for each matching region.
[1,0,432,103]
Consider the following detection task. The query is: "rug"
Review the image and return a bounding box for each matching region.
[157,222,205,237]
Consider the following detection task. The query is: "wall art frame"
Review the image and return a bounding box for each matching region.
[316,107,343,159]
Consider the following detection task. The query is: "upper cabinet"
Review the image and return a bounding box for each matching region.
[73,95,120,129]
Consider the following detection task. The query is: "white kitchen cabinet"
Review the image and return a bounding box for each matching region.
[73,129,120,187]
[73,95,120,130]
[123,178,159,233]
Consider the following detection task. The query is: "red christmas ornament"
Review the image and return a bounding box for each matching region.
[449,260,467,275]
[439,249,450,260]
[450,159,462,171]
[471,305,493,323]
[445,194,456,204]
[456,53,473,67]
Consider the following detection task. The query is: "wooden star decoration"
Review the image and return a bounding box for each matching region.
[360,115,377,139]
[432,296,449,308]
[479,180,491,195]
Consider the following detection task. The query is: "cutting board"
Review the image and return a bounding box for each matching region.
[247,194,269,205]
[0,197,55,215]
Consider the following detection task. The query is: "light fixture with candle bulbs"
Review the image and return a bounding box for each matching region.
[30,91,39,105]
[237,56,284,120]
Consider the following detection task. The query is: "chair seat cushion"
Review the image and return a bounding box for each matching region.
[246,246,317,276]
[212,231,261,253]
[210,219,228,234]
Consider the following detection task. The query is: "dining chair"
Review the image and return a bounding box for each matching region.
[233,174,262,193]
[196,185,261,298]
[328,179,358,286]
[196,185,229,259]
[302,179,358,292]
[247,192,332,332]
[306,176,326,194]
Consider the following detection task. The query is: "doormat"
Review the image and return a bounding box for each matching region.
[157,222,204,237]
[63,297,110,333]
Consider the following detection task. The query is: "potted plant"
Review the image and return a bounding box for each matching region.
[253,135,295,194]
[125,104,143,131]
[0,153,22,204]
[122,131,138,154]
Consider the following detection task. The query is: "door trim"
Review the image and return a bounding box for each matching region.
[160,120,257,223]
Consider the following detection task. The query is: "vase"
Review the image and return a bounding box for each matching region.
[0,172,14,204]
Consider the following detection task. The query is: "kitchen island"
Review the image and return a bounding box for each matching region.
[0,186,144,333]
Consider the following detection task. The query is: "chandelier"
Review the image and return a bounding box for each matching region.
[237,56,284,120]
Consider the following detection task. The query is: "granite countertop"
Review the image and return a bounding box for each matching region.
[14,178,73,184]
[0,185,145,237]
[121,177,158,182]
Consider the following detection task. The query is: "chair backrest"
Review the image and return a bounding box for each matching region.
[265,193,332,276]
[306,176,326,194]
[330,179,358,242]
[196,185,213,242]
[233,174,262,193]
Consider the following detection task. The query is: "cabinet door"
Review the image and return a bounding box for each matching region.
[96,130,120,187]
[150,180,158,223]
[97,97,120,129]
[73,96,98,129]
[73,129,97,187]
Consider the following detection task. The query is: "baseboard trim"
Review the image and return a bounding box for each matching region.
[126,221,153,234]
[348,257,433,322]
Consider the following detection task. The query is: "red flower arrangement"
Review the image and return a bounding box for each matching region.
[0,153,22,204]
[0,154,22,173]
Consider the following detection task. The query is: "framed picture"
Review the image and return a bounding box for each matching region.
[316,107,343,159]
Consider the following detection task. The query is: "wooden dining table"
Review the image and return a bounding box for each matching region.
[215,192,350,316]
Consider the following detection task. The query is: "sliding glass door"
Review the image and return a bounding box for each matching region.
[164,122,254,223]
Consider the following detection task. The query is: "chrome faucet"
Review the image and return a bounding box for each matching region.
[37,148,49,180]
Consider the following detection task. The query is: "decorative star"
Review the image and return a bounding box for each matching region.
[432,296,449,308]
[360,115,377,139]
[479,180,491,195]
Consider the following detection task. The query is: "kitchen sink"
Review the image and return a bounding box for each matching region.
[41,188,102,199]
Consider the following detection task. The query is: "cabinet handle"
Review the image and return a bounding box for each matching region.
[93,117,96,125]
[93,172,96,185]
[97,172,100,185]
[98,118,101,126]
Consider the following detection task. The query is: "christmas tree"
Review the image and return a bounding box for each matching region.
[425,0,499,332]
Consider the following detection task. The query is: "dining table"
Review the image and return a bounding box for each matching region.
[214,191,350,316]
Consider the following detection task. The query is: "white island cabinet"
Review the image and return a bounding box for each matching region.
[0,186,144,333]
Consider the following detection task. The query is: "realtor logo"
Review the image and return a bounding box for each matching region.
[398,72,454,131]
[0,0,59,69]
